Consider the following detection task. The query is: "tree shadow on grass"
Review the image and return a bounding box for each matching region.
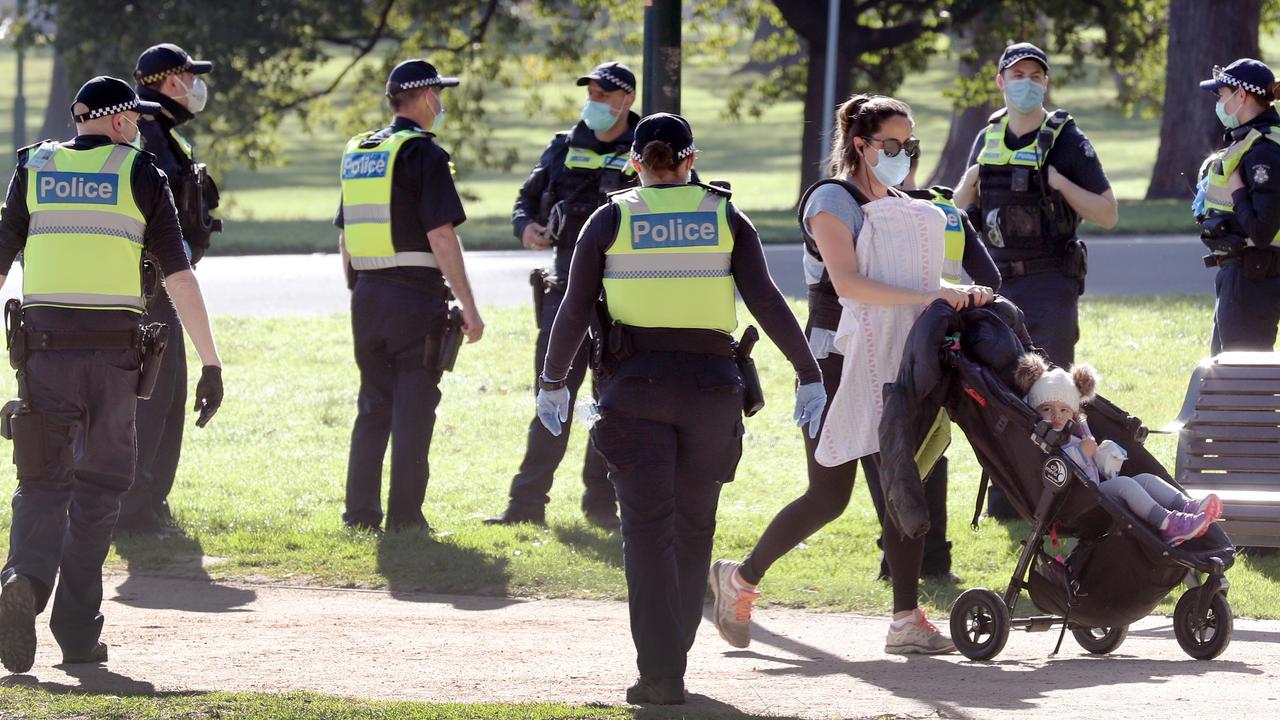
[374,529,518,609]
[553,524,624,569]
[112,532,256,613]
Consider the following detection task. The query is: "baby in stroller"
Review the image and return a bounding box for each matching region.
[1015,353,1223,546]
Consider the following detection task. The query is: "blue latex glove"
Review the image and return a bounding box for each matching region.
[536,387,571,437]
[1191,176,1209,219]
[794,382,827,439]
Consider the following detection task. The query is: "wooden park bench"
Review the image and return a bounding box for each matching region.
[1165,352,1280,548]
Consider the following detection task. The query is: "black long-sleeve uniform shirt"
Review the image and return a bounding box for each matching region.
[1225,106,1280,247]
[545,184,822,385]
[0,134,189,330]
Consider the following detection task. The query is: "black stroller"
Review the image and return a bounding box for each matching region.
[878,299,1236,661]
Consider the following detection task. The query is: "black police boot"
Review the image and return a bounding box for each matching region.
[584,508,621,531]
[483,504,546,526]
[581,494,620,531]
[626,676,686,705]
[0,575,37,674]
[62,641,108,665]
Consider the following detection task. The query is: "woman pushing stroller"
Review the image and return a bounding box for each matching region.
[1015,354,1223,546]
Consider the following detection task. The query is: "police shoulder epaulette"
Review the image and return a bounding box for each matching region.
[987,108,1008,124]
[17,139,58,168]
[695,181,732,199]
[1046,108,1073,128]
[607,186,637,198]
[928,184,955,199]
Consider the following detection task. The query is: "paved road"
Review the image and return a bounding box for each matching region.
[0,235,1214,317]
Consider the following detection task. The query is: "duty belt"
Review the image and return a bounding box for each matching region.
[995,256,1066,278]
[626,326,736,357]
[26,328,139,352]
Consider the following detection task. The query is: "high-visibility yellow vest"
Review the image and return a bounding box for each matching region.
[604,185,736,332]
[563,146,635,175]
[976,109,1077,251]
[22,143,147,313]
[340,128,440,271]
[1203,125,1280,245]
[928,190,967,282]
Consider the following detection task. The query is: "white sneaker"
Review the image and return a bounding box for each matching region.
[885,608,956,655]
[709,559,758,649]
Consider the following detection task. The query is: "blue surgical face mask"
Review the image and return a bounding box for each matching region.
[1216,91,1242,129]
[869,148,911,188]
[1005,77,1046,113]
[580,100,619,131]
[428,92,446,132]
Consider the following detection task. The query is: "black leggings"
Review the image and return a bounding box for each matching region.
[740,350,925,613]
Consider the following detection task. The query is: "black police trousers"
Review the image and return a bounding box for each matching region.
[506,290,612,513]
[739,348,951,586]
[988,270,1079,517]
[1212,262,1280,354]
[118,287,186,528]
[590,350,744,681]
[2,347,139,656]
[344,278,446,530]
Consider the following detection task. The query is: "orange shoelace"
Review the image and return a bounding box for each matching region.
[912,610,940,633]
[733,589,760,623]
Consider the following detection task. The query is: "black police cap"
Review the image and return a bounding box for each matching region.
[134,43,212,86]
[1201,58,1277,97]
[72,76,163,123]
[631,112,696,162]
[386,59,459,95]
[998,42,1050,74]
[577,62,636,94]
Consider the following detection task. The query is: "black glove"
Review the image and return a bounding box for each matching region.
[194,365,223,428]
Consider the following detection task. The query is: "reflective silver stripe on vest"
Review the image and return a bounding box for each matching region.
[604,252,732,280]
[350,252,440,270]
[344,204,392,225]
[23,292,145,310]
[697,193,724,212]
[942,258,965,281]
[28,209,147,245]
[101,145,133,174]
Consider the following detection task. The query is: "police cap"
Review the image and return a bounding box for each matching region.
[72,76,163,123]
[577,62,636,94]
[134,43,213,86]
[386,59,459,96]
[631,113,696,162]
[1201,58,1277,98]
[998,42,1050,74]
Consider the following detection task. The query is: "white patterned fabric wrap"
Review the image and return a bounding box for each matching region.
[815,196,945,466]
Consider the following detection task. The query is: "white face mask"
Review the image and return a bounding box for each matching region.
[176,76,209,113]
[867,147,911,187]
[121,114,143,150]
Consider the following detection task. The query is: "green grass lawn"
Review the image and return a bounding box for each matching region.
[0,299,1274,621]
[0,40,1232,253]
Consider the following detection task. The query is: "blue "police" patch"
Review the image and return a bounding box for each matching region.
[36,172,118,205]
[942,207,962,228]
[342,152,390,180]
[603,154,628,170]
[632,211,718,249]
[1013,150,1039,163]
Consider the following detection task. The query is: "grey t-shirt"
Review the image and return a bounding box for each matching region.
[801,182,866,358]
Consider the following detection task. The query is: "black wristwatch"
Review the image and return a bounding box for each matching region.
[538,372,568,391]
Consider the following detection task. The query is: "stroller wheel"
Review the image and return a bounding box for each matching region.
[949,588,1010,660]
[1173,589,1233,660]
[1071,625,1128,654]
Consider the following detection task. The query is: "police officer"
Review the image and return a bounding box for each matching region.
[485,62,640,529]
[117,43,222,535]
[337,59,484,533]
[953,42,1116,517]
[536,113,825,704]
[0,76,224,672]
[1196,59,1280,353]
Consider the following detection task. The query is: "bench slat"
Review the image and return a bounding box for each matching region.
[1187,439,1280,456]
[1180,471,1280,489]
[1205,366,1280,380]
[1185,425,1280,441]
[1188,455,1280,471]
[1195,394,1280,410]
[1189,409,1280,426]
[1202,378,1280,394]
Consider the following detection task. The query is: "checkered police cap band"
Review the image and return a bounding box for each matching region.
[1001,52,1046,71]
[596,69,633,94]
[629,143,697,163]
[135,63,190,87]
[389,77,446,93]
[74,99,140,123]
[1214,66,1268,96]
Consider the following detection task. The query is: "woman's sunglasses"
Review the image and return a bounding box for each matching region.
[861,136,920,159]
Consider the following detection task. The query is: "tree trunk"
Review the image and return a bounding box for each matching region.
[1147,0,1261,199]
[741,12,796,74]
[39,50,73,141]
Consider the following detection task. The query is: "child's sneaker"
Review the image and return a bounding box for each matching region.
[1182,494,1224,524]
[1162,511,1212,546]
[709,560,758,649]
[885,608,956,655]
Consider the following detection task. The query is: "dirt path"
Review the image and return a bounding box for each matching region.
[3,574,1277,718]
